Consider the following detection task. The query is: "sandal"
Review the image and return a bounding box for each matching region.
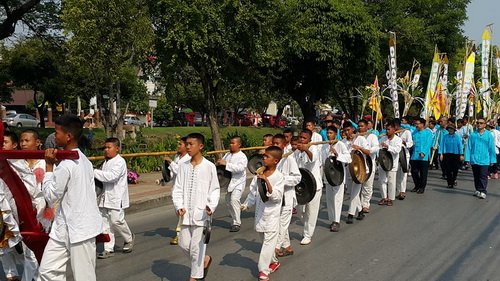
[279,248,294,256]
[259,272,270,280]
[203,255,212,279]
[378,199,386,205]
[386,199,393,206]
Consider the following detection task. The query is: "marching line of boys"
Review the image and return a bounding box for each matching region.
[1,115,498,281]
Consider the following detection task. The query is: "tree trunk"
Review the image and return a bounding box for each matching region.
[116,81,124,143]
[202,79,224,159]
[32,89,45,128]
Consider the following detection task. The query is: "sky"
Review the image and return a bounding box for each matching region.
[463,0,500,45]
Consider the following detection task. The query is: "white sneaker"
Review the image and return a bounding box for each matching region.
[300,237,311,245]
[473,191,480,197]
[478,192,487,199]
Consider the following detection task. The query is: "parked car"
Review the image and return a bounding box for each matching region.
[194,113,207,126]
[124,116,146,127]
[2,113,40,127]
[262,114,287,127]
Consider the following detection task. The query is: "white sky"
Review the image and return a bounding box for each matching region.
[463,0,500,45]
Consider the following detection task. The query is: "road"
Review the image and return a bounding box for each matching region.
[3,169,499,280]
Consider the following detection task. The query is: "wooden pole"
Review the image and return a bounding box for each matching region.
[87,151,178,161]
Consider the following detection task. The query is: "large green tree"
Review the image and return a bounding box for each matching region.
[62,0,154,138]
[151,0,281,151]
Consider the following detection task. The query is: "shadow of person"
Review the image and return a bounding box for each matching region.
[220,252,259,277]
[151,259,190,281]
[143,227,176,238]
[234,238,261,254]
[212,218,231,229]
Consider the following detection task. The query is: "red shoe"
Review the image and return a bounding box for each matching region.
[259,272,270,280]
[292,208,297,214]
[495,173,498,179]
[269,262,280,273]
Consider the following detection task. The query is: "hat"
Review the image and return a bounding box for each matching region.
[324,115,334,122]
[446,124,456,131]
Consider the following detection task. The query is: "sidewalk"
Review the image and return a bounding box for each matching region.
[126,170,255,214]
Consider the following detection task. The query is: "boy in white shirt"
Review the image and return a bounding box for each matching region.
[40,115,103,281]
[95,137,135,259]
[216,136,247,232]
[172,133,220,281]
[242,146,284,281]
[164,137,191,245]
[272,134,301,257]
[378,122,403,205]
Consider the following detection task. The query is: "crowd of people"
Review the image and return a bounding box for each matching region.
[0,113,497,281]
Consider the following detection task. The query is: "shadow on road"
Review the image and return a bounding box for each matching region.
[151,259,190,281]
[143,227,176,238]
[220,253,259,277]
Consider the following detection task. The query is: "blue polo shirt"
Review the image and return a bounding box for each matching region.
[411,128,433,161]
[465,130,497,165]
[438,133,463,155]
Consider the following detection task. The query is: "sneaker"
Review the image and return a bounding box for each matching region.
[170,235,178,245]
[356,211,365,220]
[495,173,498,179]
[269,262,280,273]
[97,251,115,259]
[473,191,480,197]
[230,225,241,232]
[292,208,297,214]
[123,234,135,253]
[259,272,269,280]
[300,237,311,245]
[478,192,487,199]
[346,214,354,224]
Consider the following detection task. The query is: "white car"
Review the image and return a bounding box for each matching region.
[2,113,40,127]
[124,116,146,127]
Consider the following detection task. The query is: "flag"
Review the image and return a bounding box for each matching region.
[369,76,382,120]
[432,82,446,120]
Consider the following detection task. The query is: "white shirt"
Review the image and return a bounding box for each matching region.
[312,132,322,143]
[397,129,414,159]
[243,170,284,232]
[379,136,403,171]
[222,151,248,193]
[277,153,301,208]
[364,133,380,168]
[321,141,351,186]
[168,153,192,182]
[95,154,130,210]
[43,149,103,243]
[0,179,22,252]
[172,158,220,227]
[294,144,322,191]
[491,129,500,154]
[284,143,292,154]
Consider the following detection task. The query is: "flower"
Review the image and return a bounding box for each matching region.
[127,170,140,184]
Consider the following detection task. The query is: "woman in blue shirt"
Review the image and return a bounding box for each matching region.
[438,124,463,188]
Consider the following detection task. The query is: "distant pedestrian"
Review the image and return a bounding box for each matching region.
[438,124,463,189]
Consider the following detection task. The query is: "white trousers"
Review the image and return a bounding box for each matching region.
[325,183,344,222]
[346,179,362,215]
[179,225,206,279]
[100,208,133,252]
[225,189,242,226]
[37,237,96,281]
[1,249,23,278]
[297,188,322,240]
[276,206,292,249]
[361,170,375,208]
[259,231,279,275]
[379,168,397,200]
[22,245,38,281]
[396,166,408,193]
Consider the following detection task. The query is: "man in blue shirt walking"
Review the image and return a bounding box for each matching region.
[438,124,463,188]
[410,118,433,193]
[465,118,497,199]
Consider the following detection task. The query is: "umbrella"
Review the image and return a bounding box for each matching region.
[183,108,193,113]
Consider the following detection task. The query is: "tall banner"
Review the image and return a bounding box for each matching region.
[423,52,440,119]
[458,52,475,119]
[411,67,421,90]
[481,29,491,118]
[455,70,463,117]
[388,35,400,118]
[440,56,450,116]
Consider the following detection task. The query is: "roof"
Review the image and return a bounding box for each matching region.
[1,90,34,106]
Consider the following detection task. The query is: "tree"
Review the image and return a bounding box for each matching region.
[4,38,66,127]
[62,0,154,138]
[269,0,382,120]
[151,0,282,151]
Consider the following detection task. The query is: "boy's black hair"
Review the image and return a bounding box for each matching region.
[300,129,312,137]
[272,134,286,142]
[357,119,369,126]
[21,129,40,140]
[105,137,120,148]
[263,134,273,139]
[386,122,396,129]
[342,121,354,129]
[55,115,84,140]
[291,136,300,142]
[326,126,338,133]
[187,133,205,145]
[414,117,426,125]
[265,145,283,161]
[283,128,293,134]
[4,131,19,145]
[231,135,243,144]
[180,136,188,143]
[393,118,401,127]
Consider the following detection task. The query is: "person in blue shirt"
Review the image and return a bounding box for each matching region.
[438,124,463,189]
[320,117,334,141]
[401,116,416,133]
[465,118,497,199]
[436,117,450,179]
[367,119,380,136]
[410,118,433,193]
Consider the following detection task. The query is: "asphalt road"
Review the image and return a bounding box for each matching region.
[4,169,500,280]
